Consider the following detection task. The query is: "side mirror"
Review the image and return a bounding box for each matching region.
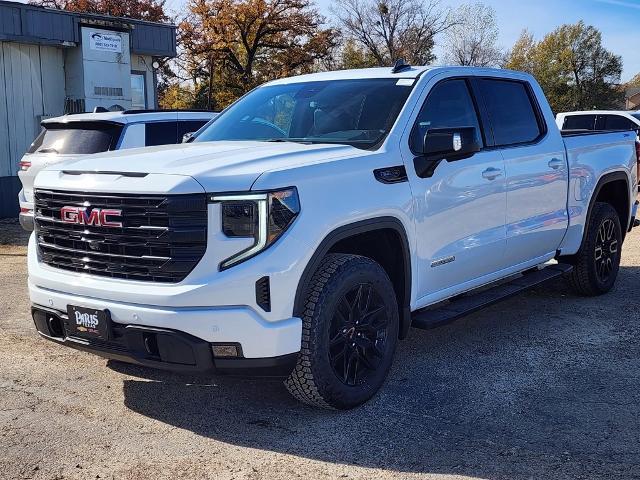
[414,127,481,178]
[182,132,194,143]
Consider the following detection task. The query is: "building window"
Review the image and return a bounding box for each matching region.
[131,72,146,110]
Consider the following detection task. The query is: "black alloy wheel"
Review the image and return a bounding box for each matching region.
[328,283,389,386]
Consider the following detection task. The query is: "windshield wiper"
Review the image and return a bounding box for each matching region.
[262,138,312,144]
[37,148,59,154]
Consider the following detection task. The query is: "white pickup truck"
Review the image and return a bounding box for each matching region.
[28,65,639,409]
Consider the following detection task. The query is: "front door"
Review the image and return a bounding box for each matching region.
[403,77,507,306]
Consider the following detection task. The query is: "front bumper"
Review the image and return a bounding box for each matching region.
[32,305,299,376]
[29,281,302,360]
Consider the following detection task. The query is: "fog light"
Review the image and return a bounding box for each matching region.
[212,344,241,358]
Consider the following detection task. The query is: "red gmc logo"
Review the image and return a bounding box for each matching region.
[60,206,123,228]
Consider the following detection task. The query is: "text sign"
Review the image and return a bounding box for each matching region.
[89,32,122,53]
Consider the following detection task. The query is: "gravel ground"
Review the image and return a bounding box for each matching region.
[1,218,640,480]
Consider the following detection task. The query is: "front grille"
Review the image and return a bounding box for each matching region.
[34,189,208,283]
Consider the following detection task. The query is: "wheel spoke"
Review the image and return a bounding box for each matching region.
[327,281,391,386]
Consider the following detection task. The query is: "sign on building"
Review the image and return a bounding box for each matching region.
[89,32,122,53]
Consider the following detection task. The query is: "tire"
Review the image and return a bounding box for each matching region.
[566,202,622,296]
[285,253,399,409]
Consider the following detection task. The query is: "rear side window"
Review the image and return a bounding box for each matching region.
[410,79,482,153]
[27,122,122,154]
[603,115,638,131]
[177,120,209,141]
[145,122,179,146]
[478,79,542,146]
[562,115,597,131]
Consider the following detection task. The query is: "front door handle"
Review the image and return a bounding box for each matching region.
[482,167,502,181]
[548,158,564,170]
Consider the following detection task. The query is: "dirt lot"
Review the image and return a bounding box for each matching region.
[1,219,640,480]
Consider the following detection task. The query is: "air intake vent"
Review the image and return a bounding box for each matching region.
[255,276,271,312]
[94,86,123,97]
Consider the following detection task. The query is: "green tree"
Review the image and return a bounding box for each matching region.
[505,22,623,112]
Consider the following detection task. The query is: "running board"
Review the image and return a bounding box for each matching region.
[411,263,573,330]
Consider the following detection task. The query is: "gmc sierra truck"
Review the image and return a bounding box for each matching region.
[28,65,639,409]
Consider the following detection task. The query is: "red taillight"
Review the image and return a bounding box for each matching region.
[19,160,31,171]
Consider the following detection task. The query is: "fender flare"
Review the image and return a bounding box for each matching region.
[293,217,413,339]
[580,170,631,247]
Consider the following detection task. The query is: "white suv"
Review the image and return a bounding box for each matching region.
[17,110,217,230]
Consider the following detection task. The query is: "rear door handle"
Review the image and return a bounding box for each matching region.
[482,167,502,180]
[548,158,564,170]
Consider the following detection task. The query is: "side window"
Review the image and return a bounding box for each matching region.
[603,115,638,131]
[410,79,482,153]
[563,114,597,131]
[145,122,178,146]
[177,120,209,142]
[477,79,542,146]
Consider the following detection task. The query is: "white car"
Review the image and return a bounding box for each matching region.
[17,109,217,230]
[556,110,640,132]
[28,66,639,409]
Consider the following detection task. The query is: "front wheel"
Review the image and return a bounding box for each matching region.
[285,253,399,409]
[566,202,622,296]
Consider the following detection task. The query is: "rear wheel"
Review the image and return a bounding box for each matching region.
[285,253,399,409]
[566,202,622,296]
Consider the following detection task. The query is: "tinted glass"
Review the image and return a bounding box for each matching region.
[410,79,481,152]
[563,115,597,130]
[194,79,413,149]
[145,122,178,146]
[478,79,541,146]
[177,120,209,141]
[603,115,638,131]
[27,122,122,155]
[631,113,640,122]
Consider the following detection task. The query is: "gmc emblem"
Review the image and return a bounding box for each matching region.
[60,206,123,228]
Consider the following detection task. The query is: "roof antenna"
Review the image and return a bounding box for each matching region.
[93,106,109,113]
[391,59,411,74]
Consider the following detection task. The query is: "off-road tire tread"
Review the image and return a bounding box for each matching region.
[284,253,383,409]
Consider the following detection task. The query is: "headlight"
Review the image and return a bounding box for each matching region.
[211,187,300,269]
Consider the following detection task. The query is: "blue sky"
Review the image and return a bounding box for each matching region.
[164,0,640,80]
[15,0,640,80]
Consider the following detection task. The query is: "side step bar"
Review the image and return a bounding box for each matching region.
[411,263,573,330]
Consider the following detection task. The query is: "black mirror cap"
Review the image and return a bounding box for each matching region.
[422,126,481,161]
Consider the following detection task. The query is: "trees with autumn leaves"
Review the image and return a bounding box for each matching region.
[30,0,632,112]
[31,0,168,22]
[177,0,336,109]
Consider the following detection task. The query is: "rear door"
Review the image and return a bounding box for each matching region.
[403,77,507,301]
[475,78,568,266]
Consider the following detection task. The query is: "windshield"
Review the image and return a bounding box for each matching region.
[194,79,414,149]
[27,121,123,155]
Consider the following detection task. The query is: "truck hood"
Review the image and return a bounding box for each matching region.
[46,141,364,192]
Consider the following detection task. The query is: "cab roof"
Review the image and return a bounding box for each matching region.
[266,66,435,85]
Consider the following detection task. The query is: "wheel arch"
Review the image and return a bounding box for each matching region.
[293,217,413,339]
[584,171,632,244]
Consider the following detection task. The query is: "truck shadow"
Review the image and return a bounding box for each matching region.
[114,265,640,479]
